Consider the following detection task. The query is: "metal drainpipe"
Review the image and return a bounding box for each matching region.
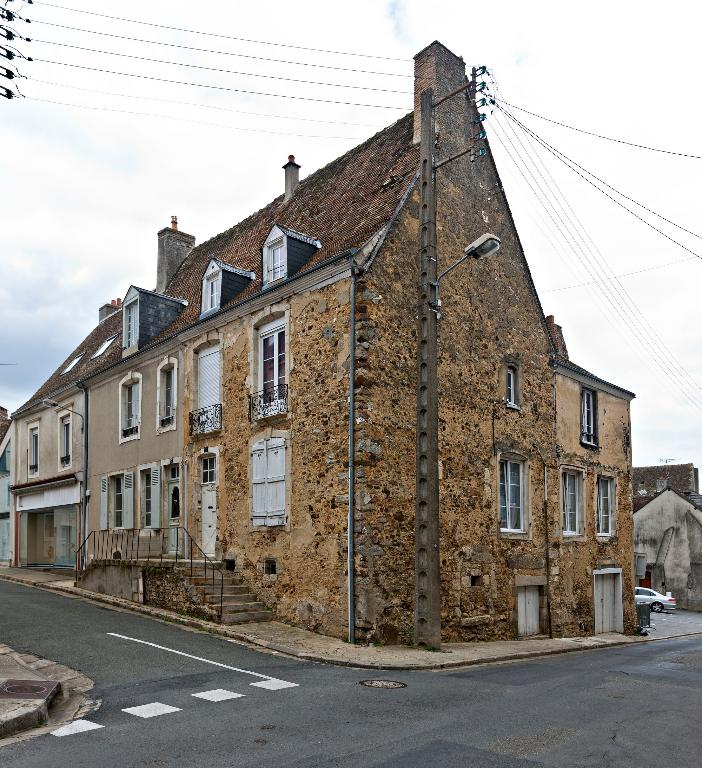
[543,460,553,638]
[347,264,357,644]
[77,383,89,575]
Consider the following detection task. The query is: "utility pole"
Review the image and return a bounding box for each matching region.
[414,87,441,649]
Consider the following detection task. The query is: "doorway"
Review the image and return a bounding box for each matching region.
[200,455,217,557]
[517,586,541,636]
[593,569,624,634]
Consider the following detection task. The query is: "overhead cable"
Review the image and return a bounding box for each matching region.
[31,38,413,94]
[32,1,411,62]
[31,20,413,78]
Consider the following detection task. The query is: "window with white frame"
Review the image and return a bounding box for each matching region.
[597,476,614,536]
[113,474,124,528]
[201,455,217,485]
[264,238,286,284]
[562,470,582,535]
[499,458,524,532]
[158,360,177,429]
[258,320,286,409]
[580,388,597,445]
[110,471,134,529]
[119,374,141,440]
[252,437,287,526]
[506,365,518,408]
[201,266,222,314]
[60,415,71,466]
[29,426,39,474]
[142,468,152,527]
[123,299,139,348]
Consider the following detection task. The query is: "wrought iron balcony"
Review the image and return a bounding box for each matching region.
[160,413,174,428]
[28,463,38,473]
[189,403,222,435]
[60,454,71,466]
[122,425,139,438]
[249,384,288,421]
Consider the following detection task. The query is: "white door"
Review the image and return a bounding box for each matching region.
[517,586,540,636]
[594,573,622,633]
[201,484,217,557]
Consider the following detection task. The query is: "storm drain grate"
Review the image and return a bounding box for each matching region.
[0,679,61,702]
[359,679,407,689]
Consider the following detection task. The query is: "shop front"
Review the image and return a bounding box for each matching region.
[13,476,80,569]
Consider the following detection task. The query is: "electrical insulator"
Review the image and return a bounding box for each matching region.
[0,65,15,79]
[476,130,487,140]
[0,85,13,98]
[476,82,488,92]
[476,97,488,107]
[477,113,487,122]
[475,66,487,76]
[0,46,14,60]
[0,25,15,40]
[478,148,487,157]
[0,9,15,22]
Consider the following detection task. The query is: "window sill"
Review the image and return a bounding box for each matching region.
[596,533,615,541]
[119,431,140,444]
[506,402,521,411]
[499,529,529,540]
[562,533,586,542]
[579,439,600,452]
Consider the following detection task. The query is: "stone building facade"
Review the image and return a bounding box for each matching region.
[12,40,636,643]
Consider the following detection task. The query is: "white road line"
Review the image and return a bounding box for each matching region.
[106,633,271,680]
[122,702,181,719]
[250,679,299,690]
[52,719,104,737]
[192,688,245,702]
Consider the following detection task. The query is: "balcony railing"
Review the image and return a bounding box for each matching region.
[249,383,288,421]
[28,463,38,474]
[160,413,174,428]
[189,403,222,435]
[122,425,139,438]
[60,454,71,466]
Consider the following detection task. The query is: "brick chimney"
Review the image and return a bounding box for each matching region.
[98,297,122,324]
[283,155,300,202]
[546,315,569,359]
[413,41,468,145]
[157,216,196,294]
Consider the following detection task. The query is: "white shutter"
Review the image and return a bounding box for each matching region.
[198,347,220,409]
[123,471,135,529]
[266,438,286,526]
[100,475,108,530]
[150,465,161,528]
[252,440,267,526]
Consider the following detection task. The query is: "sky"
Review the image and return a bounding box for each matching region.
[1,0,701,471]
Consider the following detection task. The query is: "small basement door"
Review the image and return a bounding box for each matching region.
[593,569,623,634]
[517,586,540,636]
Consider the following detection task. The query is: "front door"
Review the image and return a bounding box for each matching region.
[517,586,540,636]
[166,465,180,555]
[201,484,217,557]
[594,572,623,633]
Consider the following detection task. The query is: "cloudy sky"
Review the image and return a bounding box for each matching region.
[2,0,700,471]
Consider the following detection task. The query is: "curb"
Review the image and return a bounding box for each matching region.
[0,700,49,740]
[2,572,702,672]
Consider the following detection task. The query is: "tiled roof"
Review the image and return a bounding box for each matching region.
[14,114,419,416]
[633,463,697,497]
[553,355,635,399]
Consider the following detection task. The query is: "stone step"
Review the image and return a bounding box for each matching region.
[206,594,259,607]
[188,574,244,587]
[220,610,273,625]
[200,584,251,596]
[220,601,268,613]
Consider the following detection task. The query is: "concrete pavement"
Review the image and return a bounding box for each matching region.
[3,578,702,767]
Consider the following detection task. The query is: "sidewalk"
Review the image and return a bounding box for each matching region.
[2,566,701,672]
[0,642,93,741]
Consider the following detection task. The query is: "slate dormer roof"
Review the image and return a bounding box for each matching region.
[123,285,188,350]
[274,226,322,249]
[14,112,419,416]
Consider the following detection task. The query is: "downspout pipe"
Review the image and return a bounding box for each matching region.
[347,264,357,644]
[77,382,89,575]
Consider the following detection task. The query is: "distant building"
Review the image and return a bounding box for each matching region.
[0,406,11,563]
[633,462,699,505]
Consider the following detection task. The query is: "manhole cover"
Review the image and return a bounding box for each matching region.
[359,679,407,689]
[0,679,61,701]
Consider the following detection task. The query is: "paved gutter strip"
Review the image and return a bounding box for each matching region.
[1,571,701,672]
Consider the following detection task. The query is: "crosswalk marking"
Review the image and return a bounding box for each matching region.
[250,678,299,690]
[51,719,104,737]
[122,702,182,719]
[192,688,245,702]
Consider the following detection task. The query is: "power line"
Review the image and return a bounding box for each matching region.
[26,95,364,140]
[32,58,409,109]
[497,97,702,160]
[28,76,386,128]
[498,106,702,262]
[31,19,413,78]
[30,37,413,94]
[491,103,702,405]
[32,1,411,62]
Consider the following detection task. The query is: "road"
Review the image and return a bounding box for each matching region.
[1,578,702,767]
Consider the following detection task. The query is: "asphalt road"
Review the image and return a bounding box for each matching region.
[2,579,702,768]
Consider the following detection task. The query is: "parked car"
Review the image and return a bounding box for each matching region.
[635,587,677,612]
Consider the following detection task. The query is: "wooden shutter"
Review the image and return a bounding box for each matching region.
[198,346,220,409]
[150,465,161,528]
[251,440,267,526]
[100,475,108,530]
[123,471,135,529]
[266,438,286,526]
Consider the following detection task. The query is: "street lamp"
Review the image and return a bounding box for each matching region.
[42,398,87,573]
[433,234,501,310]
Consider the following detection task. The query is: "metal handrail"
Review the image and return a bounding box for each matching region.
[75,526,225,619]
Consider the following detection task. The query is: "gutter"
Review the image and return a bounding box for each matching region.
[347,262,357,644]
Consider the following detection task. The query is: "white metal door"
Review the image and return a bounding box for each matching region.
[594,573,620,633]
[201,484,217,557]
[517,586,540,636]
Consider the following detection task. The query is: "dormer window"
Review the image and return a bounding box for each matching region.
[262,225,321,287]
[123,298,139,348]
[201,263,222,315]
[200,260,255,317]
